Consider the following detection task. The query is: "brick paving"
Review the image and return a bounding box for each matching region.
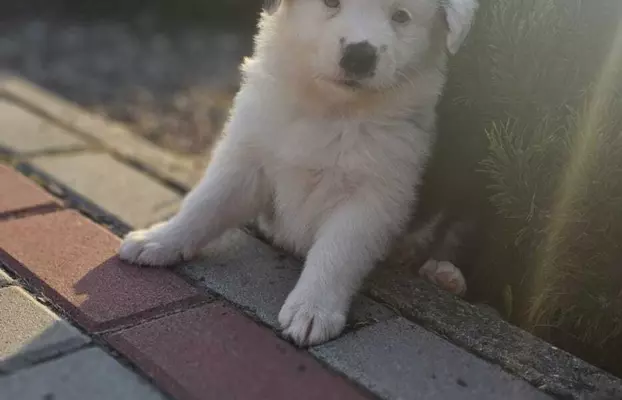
[182,230,396,330]
[0,268,12,287]
[29,152,181,228]
[311,318,552,400]
[0,286,89,372]
[0,78,603,400]
[107,303,372,400]
[0,164,378,399]
[0,210,204,332]
[0,164,61,217]
[0,98,87,154]
[0,347,168,400]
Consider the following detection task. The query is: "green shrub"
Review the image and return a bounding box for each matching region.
[439,0,622,375]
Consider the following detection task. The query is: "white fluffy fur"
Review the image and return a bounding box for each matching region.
[119,0,477,346]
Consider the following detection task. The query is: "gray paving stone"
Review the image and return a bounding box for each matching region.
[0,347,168,400]
[369,276,622,399]
[2,76,202,189]
[0,269,12,287]
[29,152,181,228]
[0,98,86,154]
[311,317,553,400]
[0,286,89,372]
[180,229,395,329]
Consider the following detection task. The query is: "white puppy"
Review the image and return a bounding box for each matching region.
[119,0,477,346]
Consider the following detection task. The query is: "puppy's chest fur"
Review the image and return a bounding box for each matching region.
[255,111,430,255]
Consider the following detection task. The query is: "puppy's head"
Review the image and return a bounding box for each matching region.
[260,0,477,94]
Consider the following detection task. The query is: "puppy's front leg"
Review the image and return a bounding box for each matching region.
[279,198,403,346]
[119,138,265,267]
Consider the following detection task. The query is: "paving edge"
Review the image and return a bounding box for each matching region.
[2,74,621,400]
[370,280,622,400]
[13,161,135,237]
[10,157,620,400]
[0,286,91,373]
[0,164,381,400]
[0,73,203,191]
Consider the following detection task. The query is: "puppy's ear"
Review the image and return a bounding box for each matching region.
[442,0,478,55]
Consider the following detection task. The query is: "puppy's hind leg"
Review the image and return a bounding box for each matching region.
[119,137,266,267]
[419,259,467,297]
[418,219,469,296]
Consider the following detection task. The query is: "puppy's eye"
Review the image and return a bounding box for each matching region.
[323,0,340,8]
[392,9,411,24]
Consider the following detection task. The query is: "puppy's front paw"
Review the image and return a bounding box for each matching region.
[419,259,467,296]
[278,290,347,347]
[119,222,192,267]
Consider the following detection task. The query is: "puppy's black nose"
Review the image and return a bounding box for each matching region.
[339,41,377,79]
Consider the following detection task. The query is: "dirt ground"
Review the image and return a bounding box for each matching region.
[1,13,255,155]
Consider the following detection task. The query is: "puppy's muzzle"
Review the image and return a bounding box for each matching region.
[339,41,378,79]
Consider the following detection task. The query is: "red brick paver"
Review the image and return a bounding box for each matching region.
[0,165,61,217]
[0,210,205,331]
[106,302,372,400]
[0,166,374,399]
